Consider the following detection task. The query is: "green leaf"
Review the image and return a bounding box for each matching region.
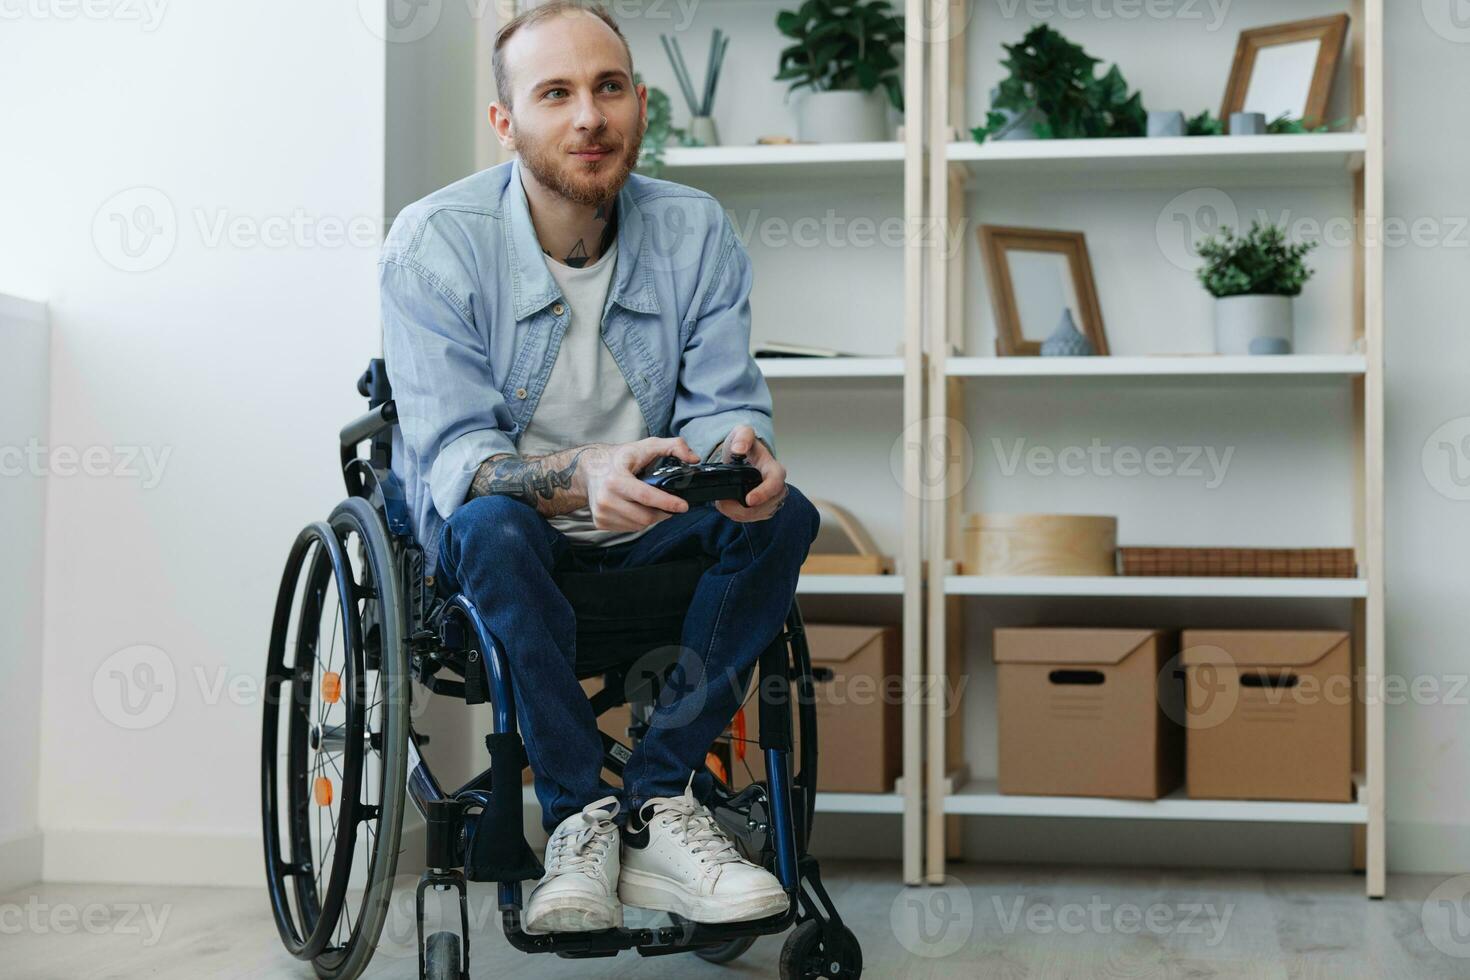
[773,0,903,104]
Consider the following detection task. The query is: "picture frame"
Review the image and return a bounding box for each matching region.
[1220,14,1350,132]
[978,225,1109,357]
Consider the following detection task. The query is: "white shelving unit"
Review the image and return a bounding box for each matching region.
[923,0,1385,896]
[484,0,1384,893]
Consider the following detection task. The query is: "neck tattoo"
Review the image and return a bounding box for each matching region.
[545,201,617,269]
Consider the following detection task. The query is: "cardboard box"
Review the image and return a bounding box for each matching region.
[994,628,1182,799]
[728,623,902,794]
[1180,630,1353,802]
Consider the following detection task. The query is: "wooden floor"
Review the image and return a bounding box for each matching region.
[3,863,1468,978]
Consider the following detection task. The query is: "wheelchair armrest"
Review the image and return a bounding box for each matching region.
[340,400,397,447]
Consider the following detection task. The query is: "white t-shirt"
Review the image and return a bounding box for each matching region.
[516,239,655,548]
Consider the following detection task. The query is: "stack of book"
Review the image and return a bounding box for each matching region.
[753,341,850,358]
[1118,547,1357,578]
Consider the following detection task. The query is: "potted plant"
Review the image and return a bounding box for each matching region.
[1196,221,1318,355]
[775,0,905,143]
[635,74,702,179]
[970,24,1145,143]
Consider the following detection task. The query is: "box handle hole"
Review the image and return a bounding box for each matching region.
[1047,669,1106,686]
[1240,671,1300,689]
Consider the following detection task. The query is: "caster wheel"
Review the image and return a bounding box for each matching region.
[424,930,462,980]
[696,935,756,964]
[779,920,862,979]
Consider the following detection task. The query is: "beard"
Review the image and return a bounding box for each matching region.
[515,120,644,207]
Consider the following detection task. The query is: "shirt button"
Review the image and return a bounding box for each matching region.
[516,387,527,399]
[552,302,565,316]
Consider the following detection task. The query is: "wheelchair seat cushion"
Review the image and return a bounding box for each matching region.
[555,554,716,679]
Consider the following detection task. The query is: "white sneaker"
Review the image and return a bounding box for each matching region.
[618,776,790,923]
[523,796,623,934]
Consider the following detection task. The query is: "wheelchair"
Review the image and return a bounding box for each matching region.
[260,360,862,980]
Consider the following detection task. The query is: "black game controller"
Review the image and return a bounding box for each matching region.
[641,452,762,506]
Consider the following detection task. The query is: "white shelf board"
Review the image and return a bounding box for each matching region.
[944,780,1367,825]
[946,355,1366,378]
[946,576,1367,599]
[813,791,905,815]
[948,133,1366,188]
[798,574,904,595]
[758,357,904,379]
[659,142,904,183]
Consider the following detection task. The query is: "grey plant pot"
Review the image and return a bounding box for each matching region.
[1214,294,1294,355]
[1229,111,1267,136]
[1147,110,1186,137]
[795,89,890,142]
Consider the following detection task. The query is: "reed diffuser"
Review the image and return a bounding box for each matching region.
[659,28,728,146]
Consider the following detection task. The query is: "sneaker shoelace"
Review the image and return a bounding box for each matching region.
[638,781,744,868]
[545,796,620,878]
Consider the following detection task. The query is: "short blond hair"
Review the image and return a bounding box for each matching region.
[493,1,633,112]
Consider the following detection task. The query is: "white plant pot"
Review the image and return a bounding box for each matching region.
[794,89,890,143]
[1214,294,1294,355]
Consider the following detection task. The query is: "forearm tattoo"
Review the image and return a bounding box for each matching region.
[466,447,594,513]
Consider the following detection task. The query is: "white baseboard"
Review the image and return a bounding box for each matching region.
[0,830,44,893]
[42,828,263,888]
[36,804,548,888]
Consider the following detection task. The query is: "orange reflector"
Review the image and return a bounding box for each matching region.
[322,672,341,704]
[705,751,727,784]
[733,707,747,762]
[314,777,333,807]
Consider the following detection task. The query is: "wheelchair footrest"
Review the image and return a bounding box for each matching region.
[463,733,544,884]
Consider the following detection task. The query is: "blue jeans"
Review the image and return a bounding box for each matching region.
[433,486,820,832]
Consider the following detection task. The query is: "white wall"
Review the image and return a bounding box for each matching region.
[1380,2,1470,873]
[0,1,386,885]
[0,0,1466,886]
[0,296,49,892]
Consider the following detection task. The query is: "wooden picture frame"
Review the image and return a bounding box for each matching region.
[1220,14,1350,131]
[978,225,1108,357]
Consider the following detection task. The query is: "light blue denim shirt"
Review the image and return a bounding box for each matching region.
[379,157,776,574]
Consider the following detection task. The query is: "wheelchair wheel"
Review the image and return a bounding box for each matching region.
[424,930,462,980]
[696,935,757,963]
[779,920,862,979]
[262,497,410,980]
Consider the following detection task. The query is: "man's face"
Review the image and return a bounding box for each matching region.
[500,11,646,207]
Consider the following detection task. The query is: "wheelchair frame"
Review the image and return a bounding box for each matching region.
[260,361,861,980]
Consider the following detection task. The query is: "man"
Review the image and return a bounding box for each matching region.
[379,0,819,935]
